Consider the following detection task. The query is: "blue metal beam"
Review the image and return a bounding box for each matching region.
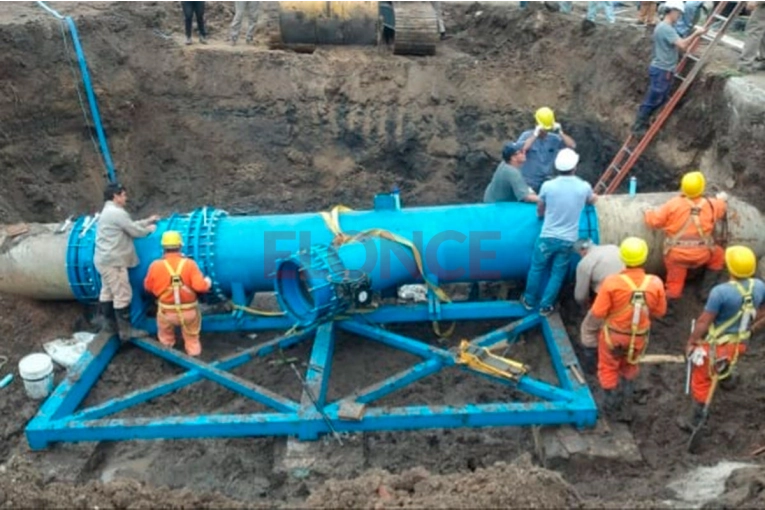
[338,320,453,361]
[469,314,541,348]
[134,339,299,413]
[325,358,444,411]
[26,400,597,447]
[302,322,335,410]
[68,328,315,422]
[357,301,531,324]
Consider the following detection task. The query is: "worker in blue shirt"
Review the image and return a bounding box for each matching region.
[516,107,577,194]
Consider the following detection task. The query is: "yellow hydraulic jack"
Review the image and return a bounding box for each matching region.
[457,340,529,381]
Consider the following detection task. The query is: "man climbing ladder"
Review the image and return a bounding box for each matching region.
[143,231,212,356]
[680,245,765,434]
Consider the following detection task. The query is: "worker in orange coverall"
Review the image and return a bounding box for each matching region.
[644,171,727,321]
[144,231,212,356]
[590,237,667,422]
[679,245,765,432]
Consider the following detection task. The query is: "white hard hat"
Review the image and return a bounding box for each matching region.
[664,0,685,13]
[555,148,579,172]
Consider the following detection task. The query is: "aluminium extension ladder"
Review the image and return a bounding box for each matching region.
[593,1,746,195]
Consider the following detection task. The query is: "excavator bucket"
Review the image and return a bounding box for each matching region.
[277,1,378,46]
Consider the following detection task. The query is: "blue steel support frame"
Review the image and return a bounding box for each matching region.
[26,301,597,449]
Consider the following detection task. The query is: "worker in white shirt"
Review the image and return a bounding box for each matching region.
[573,239,625,372]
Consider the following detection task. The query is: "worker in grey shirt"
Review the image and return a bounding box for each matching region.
[573,239,624,373]
[632,0,707,135]
[94,182,160,342]
[484,142,539,204]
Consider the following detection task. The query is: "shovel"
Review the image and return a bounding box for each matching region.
[687,374,719,453]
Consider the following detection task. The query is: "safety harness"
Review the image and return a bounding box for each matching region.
[703,279,757,380]
[157,258,201,335]
[603,274,653,365]
[663,198,716,255]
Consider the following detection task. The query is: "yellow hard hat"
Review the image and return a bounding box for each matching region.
[535,107,556,130]
[681,171,706,199]
[725,245,756,279]
[161,230,183,249]
[619,237,649,267]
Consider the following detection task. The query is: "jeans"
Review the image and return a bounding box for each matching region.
[182,1,206,39]
[587,2,615,23]
[523,237,573,309]
[559,2,573,14]
[638,65,673,119]
[675,1,704,37]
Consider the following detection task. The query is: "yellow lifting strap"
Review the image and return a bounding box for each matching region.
[603,274,653,365]
[663,198,714,255]
[320,205,456,338]
[457,340,528,381]
[157,258,201,335]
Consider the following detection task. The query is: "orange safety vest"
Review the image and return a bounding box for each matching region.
[603,274,654,365]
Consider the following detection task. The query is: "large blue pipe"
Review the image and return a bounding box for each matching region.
[62,197,598,307]
[4,193,765,308]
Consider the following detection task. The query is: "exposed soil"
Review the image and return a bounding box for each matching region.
[1,1,765,508]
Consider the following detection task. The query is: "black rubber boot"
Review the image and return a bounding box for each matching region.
[676,402,705,432]
[114,306,149,342]
[603,389,622,418]
[617,380,635,423]
[97,301,118,335]
[699,270,723,302]
[582,347,598,375]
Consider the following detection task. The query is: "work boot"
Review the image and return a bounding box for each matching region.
[631,113,650,137]
[114,307,149,343]
[603,389,622,418]
[617,380,635,423]
[581,347,598,376]
[96,301,118,336]
[676,401,705,432]
[699,270,723,302]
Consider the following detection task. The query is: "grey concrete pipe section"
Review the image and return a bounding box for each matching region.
[0,193,763,301]
[595,192,765,274]
[0,223,73,300]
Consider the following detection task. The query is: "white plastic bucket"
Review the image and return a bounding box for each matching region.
[18,353,54,400]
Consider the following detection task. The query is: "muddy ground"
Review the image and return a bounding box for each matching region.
[1,1,765,508]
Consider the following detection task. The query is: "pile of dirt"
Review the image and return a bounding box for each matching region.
[305,454,583,509]
[0,455,257,509]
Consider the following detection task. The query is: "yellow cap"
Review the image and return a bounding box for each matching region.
[535,107,556,130]
[161,230,183,249]
[681,171,706,199]
[725,245,756,279]
[619,237,649,267]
